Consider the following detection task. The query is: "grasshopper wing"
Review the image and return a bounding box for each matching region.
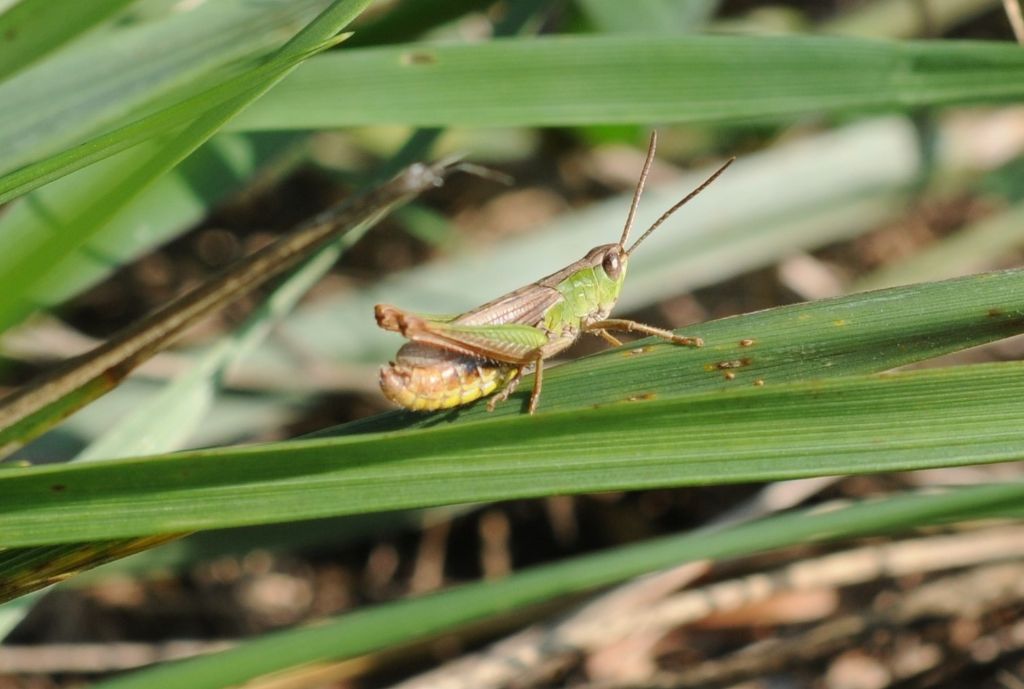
[375,304,549,364]
[454,284,563,328]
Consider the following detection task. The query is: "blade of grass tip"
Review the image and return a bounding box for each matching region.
[0,535,182,608]
[0,157,456,459]
[0,0,135,80]
[0,0,368,334]
[84,481,1024,689]
[0,129,448,608]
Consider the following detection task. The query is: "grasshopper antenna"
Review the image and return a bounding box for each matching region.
[625,155,736,256]
[618,131,659,248]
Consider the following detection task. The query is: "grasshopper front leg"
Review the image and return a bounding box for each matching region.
[586,319,703,348]
[590,328,624,348]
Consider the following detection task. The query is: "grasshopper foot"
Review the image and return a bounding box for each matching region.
[486,371,522,412]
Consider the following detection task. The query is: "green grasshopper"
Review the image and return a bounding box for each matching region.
[376,132,733,414]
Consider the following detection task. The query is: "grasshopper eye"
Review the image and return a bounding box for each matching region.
[602,251,622,280]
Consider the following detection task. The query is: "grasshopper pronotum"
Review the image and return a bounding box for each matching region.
[375,132,733,414]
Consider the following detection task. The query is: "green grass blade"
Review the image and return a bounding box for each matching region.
[4,133,302,311]
[2,269,1024,545]
[0,2,369,335]
[232,34,1024,130]
[88,480,1024,689]
[0,0,134,80]
[0,0,330,177]
[360,267,1024,429]
[0,156,446,457]
[0,38,328,206]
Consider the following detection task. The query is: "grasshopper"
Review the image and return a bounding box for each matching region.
[375,132,733,414]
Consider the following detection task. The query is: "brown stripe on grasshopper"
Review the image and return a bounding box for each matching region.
[375,132,734,414]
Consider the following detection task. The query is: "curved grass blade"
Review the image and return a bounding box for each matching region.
[0,49,323,206]
[0,0,134,81]
[0,0,331,176]
[0,158,456,458]
[87,480,1024,689]
[0,0,370,336]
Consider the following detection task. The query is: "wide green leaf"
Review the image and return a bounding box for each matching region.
[341,266,1024,431]
[231,34,1024,130]
[2,269,1024,546]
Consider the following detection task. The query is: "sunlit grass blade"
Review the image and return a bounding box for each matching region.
[87,480,1024,689]
[0,38,335,206]
[0,0,331,176]
[0,0,134,80]
[0,0,373,334]
[2,299,1024,544]
[0,156,451,458]
[232,34,1024,130]
[0,0,371,338]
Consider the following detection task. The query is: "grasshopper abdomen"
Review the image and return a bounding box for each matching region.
[380,343,517,411]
